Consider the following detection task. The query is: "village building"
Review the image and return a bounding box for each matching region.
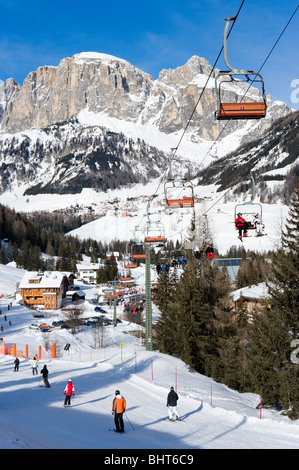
[19,271,76,310]
[106,251,119,261]
[65,289,86,304]
[231,282,271,317]
[76,262,101,284]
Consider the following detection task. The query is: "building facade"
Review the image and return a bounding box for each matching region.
[19,271,75,310]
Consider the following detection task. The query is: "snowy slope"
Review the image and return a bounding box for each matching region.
[0,179,289,255]
[0,263,298,450]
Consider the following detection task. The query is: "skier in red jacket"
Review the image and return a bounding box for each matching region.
[235,213,249,239]
[64,379,75,406]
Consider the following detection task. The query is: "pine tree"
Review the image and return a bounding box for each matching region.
[268,189,299,332]
[155,253,231,376]
[154,268,179,355]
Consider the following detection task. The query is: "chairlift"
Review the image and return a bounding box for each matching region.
[129,241,147,264]
[215,16,267,120]
[164,178,195,209]
[132,254,147,259]
[234,175,265,237]
[144,208,166,244]
[234,204,265,237]
[124,264,138,269]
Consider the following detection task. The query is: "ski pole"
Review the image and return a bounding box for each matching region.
[125,411,134,430]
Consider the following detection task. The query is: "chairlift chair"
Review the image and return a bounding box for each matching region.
[234,173,265,237]
[215,16,267,120]
[130,242,147,264]
[234,203,265,237]
[164,179,195,209]
[132,254,147,259]
[144,220,166,245]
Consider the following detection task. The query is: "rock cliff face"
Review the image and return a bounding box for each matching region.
[0,52,294,196]
[0,78,21,123]
[0,52,291,140]
[1,53,153,133]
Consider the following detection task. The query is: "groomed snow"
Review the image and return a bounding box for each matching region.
[0,262,298,450]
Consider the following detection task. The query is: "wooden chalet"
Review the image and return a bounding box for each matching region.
[19,271,75,311]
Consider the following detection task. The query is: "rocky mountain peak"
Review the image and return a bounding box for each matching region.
[0,52,292,139]
[1,52,154,133]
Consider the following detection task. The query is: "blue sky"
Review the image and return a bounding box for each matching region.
[0,0,298,108]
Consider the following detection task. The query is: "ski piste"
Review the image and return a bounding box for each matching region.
[108,429,126,433]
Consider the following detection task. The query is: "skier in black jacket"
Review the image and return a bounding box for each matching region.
[40,365,50,387]
[167,386,180,421]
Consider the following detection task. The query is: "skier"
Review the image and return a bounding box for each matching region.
[31,356,38,375]
[112,390,126,433]
[14,357,20,372]
[40,365,50,387]
[64,379,75,406]
[167,386,180,421]
[235,213,249,239]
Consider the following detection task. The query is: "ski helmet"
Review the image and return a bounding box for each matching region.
[69,379,72,382]
[237,213,242,217]
[115,390,120,395]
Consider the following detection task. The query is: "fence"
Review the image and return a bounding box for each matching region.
[0,341,56,359]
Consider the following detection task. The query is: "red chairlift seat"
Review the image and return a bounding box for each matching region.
[166,196,194,208]
[132,254,147,259]
[215,16,267,121]
[217,101,266,120]
[164,180,195,209]
[145,236,165,243]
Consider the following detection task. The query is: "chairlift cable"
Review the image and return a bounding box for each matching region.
[197,4,298,170]
[162,5,298,244]
[135,3,297,238]
[144,0,246,210]
[202,113,299,217]
[239,5,299,107]
[169,0,245,163]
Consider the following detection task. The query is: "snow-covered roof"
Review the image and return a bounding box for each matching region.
[19,271,71,289]
[66,290,85,297]
[231,282,270,302]
[76,263,100,271]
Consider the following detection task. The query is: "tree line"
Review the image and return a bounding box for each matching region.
[0,204,125,274]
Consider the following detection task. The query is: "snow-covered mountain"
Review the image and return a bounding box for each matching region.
[0,52,297,255]
[0,52,293,196]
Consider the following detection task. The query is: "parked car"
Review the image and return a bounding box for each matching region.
[94,307,107,313]
[85,316,113,327]
[52,320,66,328]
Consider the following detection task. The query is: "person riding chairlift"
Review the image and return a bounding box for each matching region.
[235,213,250,239]
[253,213,264,236]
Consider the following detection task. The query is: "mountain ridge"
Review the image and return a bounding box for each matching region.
[0,52,295,198]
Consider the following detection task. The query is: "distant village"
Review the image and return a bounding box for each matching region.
[50,196,146,218]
